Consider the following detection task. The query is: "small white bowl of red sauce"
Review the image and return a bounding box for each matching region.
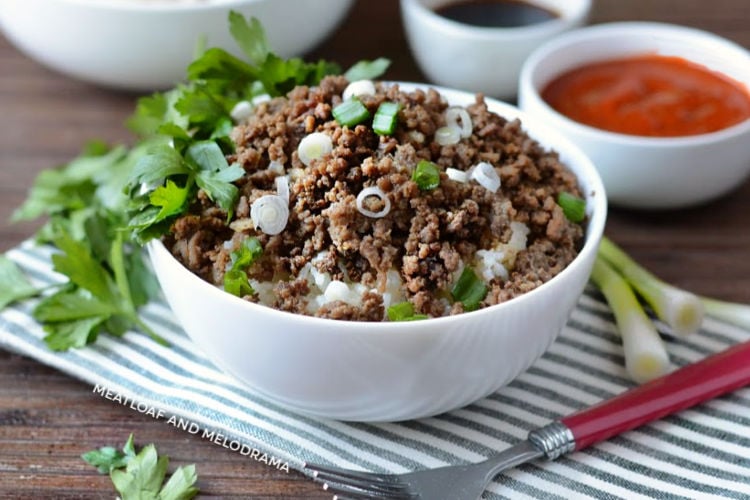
[519,22,750,209]
[400,0,592,99]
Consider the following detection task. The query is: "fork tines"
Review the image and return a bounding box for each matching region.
[303,462,417,499]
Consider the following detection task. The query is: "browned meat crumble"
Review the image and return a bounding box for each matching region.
[164,76,584,321]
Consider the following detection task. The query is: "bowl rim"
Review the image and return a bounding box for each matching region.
[33,0,313,13]
[149,81,607,334]
[519,21,750,146]
[400,0,592,40]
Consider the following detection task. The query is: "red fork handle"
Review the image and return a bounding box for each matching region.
[561,340,750,451]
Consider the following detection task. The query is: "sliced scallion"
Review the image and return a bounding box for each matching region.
[470,162,500,193]
[557,191,586,223]
[435,126,460,146]
[445,106,473,138]
[356,186,391,218]
[275,175,290,203]
[230,100,253,123]
[342,80,376,101]
[387,301,428,321]
[297,132,332,167]
[373,102,400,136]
[446,167,469,183]
[412,159,441,191]
[451,267,487,312]
[250,195,290,235]
[332,99,370,127]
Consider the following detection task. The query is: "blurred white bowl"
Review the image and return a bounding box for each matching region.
[0,0,353,91]
[519,22,750,209]
[400,0,591,99]
[146,82,607,422]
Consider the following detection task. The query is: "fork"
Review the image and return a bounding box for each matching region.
[304,339,750,499]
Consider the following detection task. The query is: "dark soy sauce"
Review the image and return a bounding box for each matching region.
[435,0,559,28]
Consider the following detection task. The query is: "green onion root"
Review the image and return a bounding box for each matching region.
[591,257,672,384]
[598,237,704,336]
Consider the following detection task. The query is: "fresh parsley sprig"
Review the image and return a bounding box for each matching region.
[0,256,42,309]
[83,434,199,500]
[33,228,166,350]
[10,141,164,350]
[3,11,390,351]
[124,12,352,244]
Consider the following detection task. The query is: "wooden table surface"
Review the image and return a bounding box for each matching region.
[1,0,749,498]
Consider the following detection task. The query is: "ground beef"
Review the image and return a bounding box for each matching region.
[164,76,585,321]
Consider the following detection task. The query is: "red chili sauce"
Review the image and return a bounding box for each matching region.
[541,54,750,137]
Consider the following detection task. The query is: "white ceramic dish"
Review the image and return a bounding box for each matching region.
[0,0,353,91]
[400,0,591,99]
[519,22,750,209]
[147,82,607,422]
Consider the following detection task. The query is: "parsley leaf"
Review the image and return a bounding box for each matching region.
[174,86,228,133]
[230,237,263,269]
[110,444,169,498]
[186,48,258,86]
[159,465,199,500]
[82,446,130,474]
[229,11,269,66]
[11,143,124,222]
[223,237,263,297]
[127,93,170,137]
[150,180,190,223]
[344,57,391,81]
[259,54,341,96]
[185,140,228,172]
[30,222,165,350]
[128,90,190,138]
[42,316,107,351]
[187,140,245,213]
[386,301,428,321]
[34,288,117,323]
[0,256,41,309]
[126,249,161,309]
[125,12,343,244]
[223,269,254,297]
[81,434,135,474]
[132,145,190,186]
[85,434,199,500]
[50,230,117,303]
[195,164,244,213]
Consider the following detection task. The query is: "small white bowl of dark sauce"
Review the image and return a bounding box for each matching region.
[400,0,591,99]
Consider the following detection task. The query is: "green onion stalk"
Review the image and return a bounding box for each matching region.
[590,256,672,384]
[598,237,704,337]
[700,296,750,331]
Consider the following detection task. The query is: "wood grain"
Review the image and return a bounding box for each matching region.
[1,0,749,497]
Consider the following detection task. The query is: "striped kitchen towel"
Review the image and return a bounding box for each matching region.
[1,240,749,500]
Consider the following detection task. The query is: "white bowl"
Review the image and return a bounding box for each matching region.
[519,22,750,209]
[147,83,607,421]
[400,0,591,99]
[0,0,353,91]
